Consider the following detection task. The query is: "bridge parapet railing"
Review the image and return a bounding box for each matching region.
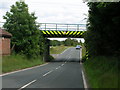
[38,23,86,31]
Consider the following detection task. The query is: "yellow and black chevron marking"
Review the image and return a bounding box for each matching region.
[41,30,85,38]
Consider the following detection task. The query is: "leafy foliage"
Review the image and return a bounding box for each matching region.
[85,2,120,56]
[50,38,81,46]
[64,38,80,46]
[3,1,45,58]
[50,40,61,46]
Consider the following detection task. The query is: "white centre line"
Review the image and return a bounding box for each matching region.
[58,66,61,68]
[56,66,61,70]
[18,79,36,90]
[56,67,59,69]
[61,64,64,66]
[43,70,53,77]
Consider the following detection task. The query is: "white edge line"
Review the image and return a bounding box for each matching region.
[1,63,48,77]
[80,48,88,89]
[18,79,36,90]
[81,70,88,89]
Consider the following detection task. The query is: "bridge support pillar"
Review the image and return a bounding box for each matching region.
[43,39,50,62]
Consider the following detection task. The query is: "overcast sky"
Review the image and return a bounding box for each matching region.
[0,0,89,42]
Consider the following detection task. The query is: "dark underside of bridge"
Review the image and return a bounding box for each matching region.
[42,30,85,38]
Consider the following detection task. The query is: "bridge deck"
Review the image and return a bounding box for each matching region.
[39,23,86,38]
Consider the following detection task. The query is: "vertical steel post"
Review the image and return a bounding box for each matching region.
[45,24,46,30]
[67,24,68,31]
[77,25,79,31]
[56,24,57,31]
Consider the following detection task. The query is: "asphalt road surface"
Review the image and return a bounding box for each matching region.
[2,47,84,89]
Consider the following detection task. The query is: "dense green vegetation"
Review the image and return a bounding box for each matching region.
[50,38,82,46]
[2,54,45,73]
[83,2,120,88]
[84,56,119,88]
[2,1,52,73]
[85,2,120,56]
[50,38,81,54]
[3,1,45,58]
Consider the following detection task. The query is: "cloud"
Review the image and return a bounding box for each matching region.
[25,0,89,24]
[0,0,88,41]
[0,0,88,24]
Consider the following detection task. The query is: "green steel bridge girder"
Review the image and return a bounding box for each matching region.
[41,30,86,38]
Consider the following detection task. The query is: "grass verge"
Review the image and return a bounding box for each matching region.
[84,56,119,88]
[81,43,86,58]
[50,45,72,54]
[2,54,45,73]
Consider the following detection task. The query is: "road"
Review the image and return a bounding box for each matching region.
[2,47,84,89]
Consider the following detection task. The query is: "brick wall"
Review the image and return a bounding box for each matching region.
[0,37,11,55]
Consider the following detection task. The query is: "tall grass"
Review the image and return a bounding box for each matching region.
[84,56,119,88]
[2,54,45,73]
[81,43,86,57]
[50,45,72,54]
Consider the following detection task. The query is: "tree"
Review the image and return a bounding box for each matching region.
[50,40,61,46]
[85,2,120,56]
[3,1,44,58]
[64,38,79,46]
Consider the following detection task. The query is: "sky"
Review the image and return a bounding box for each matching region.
[0,0,89,42]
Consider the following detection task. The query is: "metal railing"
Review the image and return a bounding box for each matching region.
[38,23,86,31]
[0,22,86,31]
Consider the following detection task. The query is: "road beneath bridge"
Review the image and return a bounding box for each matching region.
[2,47,85,89]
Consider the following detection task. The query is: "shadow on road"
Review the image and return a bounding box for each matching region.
[51,58,80,62]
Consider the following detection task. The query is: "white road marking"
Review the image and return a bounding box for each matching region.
[18,79,36,90]
[43,70,53,77]
[1,63,48,77]
[56,66,61,70]
[61,64,64,66]
[80,48,88,89]
[58,66,61,68]
[81,70,88,89]
[65,61,67,64]
[56,67,59,70]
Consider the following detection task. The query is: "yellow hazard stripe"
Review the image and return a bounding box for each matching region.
[53,31,58,35]
[50,31,54,34]
[73,31,77,35]
[61,31,65,35]
[46,31,50,35]
[66,31,70,35]
[77,31,81,35]
[69,31,74,35]
[80,32,83,35]
[57,31,61,35]
[42,31,47,34]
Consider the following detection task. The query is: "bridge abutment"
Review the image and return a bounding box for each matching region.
[43,39,50,62]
